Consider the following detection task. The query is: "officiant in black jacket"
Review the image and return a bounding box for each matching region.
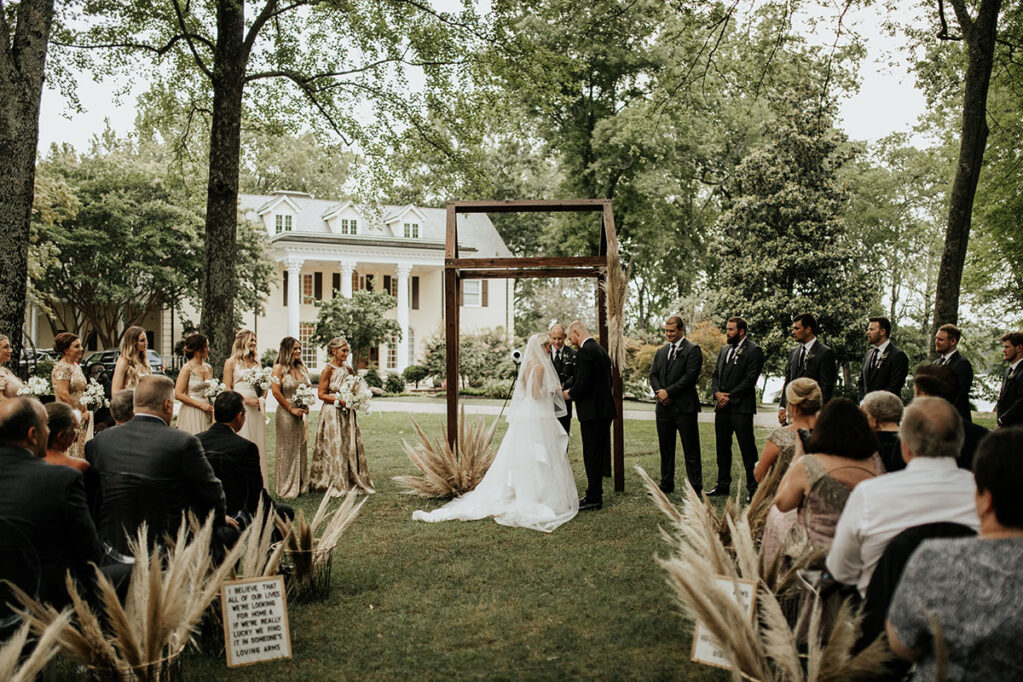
[649,316,703,494]
[778,312,837,425]
[548,323,576,434]
[855,316,909,403]
[707,317,765,498]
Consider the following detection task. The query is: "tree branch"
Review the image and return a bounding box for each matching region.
[171,0,214,78]
[53,34,197,56]
[244,51,408,84]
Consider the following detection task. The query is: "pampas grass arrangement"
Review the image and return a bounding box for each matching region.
[392,408,499,498]
[0,614,69,681]
[277,491,365,597]
[600,238,630,371]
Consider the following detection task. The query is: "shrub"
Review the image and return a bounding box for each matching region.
[385,373,405,394]
[482,378,513,399]
[422,330,513,388]
[402,364,429,388]
[364,367,383,388]
[33,359,55,381]
[308,373,321,386]
[260,349,277,368]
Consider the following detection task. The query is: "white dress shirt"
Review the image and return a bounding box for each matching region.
[826,456,979,597]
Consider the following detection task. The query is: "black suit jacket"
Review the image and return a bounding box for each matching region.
[780,339,837,407]
[933,351,974,420]
[568,338,615,422]
[856,342,909,402]
[85,415,227,525]
[710,338,765,414]
[551,345,576,391]
[649,338,703,418]
[198,423,263,516]
[0,447,103,604]
[997,363,1023,427]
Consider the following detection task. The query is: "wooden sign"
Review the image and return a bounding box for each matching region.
[221,576,292,668]
[690,576,758,670]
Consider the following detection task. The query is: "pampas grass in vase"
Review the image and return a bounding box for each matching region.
[392,407,499,498]
[0,614,69,682]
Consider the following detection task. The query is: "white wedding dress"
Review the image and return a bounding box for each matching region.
[413,335,579,533]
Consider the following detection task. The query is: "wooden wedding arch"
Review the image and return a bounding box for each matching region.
[444,199,626,492]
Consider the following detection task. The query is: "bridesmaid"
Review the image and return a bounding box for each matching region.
[224,329,267,485]
[51,332,92,458]
[111,325,151,392]
[271,336,310,499]
[311,337,374,495]
[0,334,25,402]
[175,333,215,434]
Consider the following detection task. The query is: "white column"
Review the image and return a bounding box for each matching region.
[339,259,356,298]
[396,264,412,372]
[29,302,38,346]
[285,257,303,339]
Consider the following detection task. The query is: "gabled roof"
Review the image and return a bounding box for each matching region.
[321,200,363,222]
[382,204,427,225]
[255,194,302,216]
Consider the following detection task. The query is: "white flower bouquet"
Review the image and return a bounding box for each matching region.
[240,366,273,397]
[338,374,372,413]
[79,378,109,410]
[202,378,227,404]
[17,376,51,397]
[291,383,316,410]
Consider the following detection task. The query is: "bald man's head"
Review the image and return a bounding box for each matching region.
[0,397,48,457]
[134,375,175,424]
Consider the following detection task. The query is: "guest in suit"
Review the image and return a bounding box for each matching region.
[548,323,576,434]
[778,312,837,425]
[0,397,103,606]
[933,323,974,423]
[86,375,237,548]
[707,317,765,498]
[855,316,909,403]
[109,389,134,425]
[648,316,703,495]
[997,332,1023,428]
[198,391,292,526]
[564,321,615,510]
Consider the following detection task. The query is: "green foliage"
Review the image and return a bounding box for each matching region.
[260,348,277,369]
[239,130,354,198]
[481,378,513,399]
[402,364,429,388]
[311,291,401,369]
[422,330,513,388]
[686,321,725,400]
[384,373,405,394]
[33,360,55,381]
[363,367,383,389]
[233,219,275,320]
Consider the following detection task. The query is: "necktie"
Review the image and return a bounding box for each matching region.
[555,350,561,366]
[726,346,735,364]
[871,347,880,370]
[942,355,949,366]
[668,343,676,363]
[797,345,806,373]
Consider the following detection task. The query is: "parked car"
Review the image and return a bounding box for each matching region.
[83,349,166,382]
[18,347,56,373]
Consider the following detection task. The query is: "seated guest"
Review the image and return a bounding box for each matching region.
[908,365,987,470]
[827,397,980,598]
[197,391,293,526]
[44,402,89,474]
[886,428,1023,680]
[0,397,103,606]
[109,389,134,425]
[860,390,903,473]
[86,376,237,548]
[774,398,883,558]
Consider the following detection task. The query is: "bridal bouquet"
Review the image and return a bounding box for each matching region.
[79,378,109,410]
[240,366,273,397]
[338,374,372,414]
[291,383,316,410]
[202,378,227,404]
[17,376,51,397]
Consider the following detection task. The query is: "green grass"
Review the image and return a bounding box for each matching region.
[180,412,765,680]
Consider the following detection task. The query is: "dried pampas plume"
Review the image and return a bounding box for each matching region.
[0,613,69,682]
[393,409,499,498]
[277,490,366,590]
[600,236,629,371]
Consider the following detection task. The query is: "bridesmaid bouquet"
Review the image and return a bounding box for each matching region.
[79,378,109,410]
[339,375,372,413]
[17,376,51,397]
[202,378,227,404]
[240,366,273,397]
[292,383,316,410]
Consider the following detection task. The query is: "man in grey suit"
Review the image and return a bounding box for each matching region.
[649,316,703,494]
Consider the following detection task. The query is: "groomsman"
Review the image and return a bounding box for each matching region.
[706,317,765,499]
[933,323,974,423]
[778,313,836,425]
[996,332,1023,428]
[548,323,576,434]
[855,316,909,403]
[649,316,703,494]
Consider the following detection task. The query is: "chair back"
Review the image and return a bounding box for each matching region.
[98,472,171,554]
[0,517,41,636]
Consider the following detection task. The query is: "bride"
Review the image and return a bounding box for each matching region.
[412,333,579,532]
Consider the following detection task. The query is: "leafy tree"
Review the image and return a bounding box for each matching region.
[311,291,401,370]
[402,364,429,388]
[239,129,354,198]
[422,330,513,389]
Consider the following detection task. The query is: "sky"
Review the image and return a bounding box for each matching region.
[36,2,930,153]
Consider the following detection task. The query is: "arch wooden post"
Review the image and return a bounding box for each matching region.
[444,200,625,492]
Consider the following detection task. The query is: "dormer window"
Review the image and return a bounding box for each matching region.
[341,218,358,235]
[403,222,420,239]
[275,214,293,234]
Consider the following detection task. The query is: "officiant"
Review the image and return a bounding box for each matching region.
[549,323,576,434]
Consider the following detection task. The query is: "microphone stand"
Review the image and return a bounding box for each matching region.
[497,360,521,422]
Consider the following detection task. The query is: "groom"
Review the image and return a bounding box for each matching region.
[564,321,615,511]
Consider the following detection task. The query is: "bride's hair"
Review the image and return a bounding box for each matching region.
[511,334,567,417]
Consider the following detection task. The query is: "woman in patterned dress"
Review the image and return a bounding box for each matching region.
[51,332,92,458]
[0,334,24,403]
[271,336,311,499]
[223,329,268,485]
[174,333,215,435]
[111,325,151,392]
[310,337,374,496]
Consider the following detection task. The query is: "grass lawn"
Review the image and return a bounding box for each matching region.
[181,411,764,681]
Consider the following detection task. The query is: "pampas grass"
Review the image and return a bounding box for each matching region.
[235,498,289,579]
[600,238,629,371]
[277,490,365,592]
[392,408,499,498]
[0,613,69,681]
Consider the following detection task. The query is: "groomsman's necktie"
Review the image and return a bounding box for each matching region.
[797,345,806,373]
[870,347,880,372]
[726,345,736,364]
[668,343,677,364]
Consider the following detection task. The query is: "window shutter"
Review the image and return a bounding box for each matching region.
[332,273,341,295]
[482,280,489,307]
[383,275,392,295]
[391,277,398,297]
[283,272,288,306]
[459,283,464,306]
[411,276,420,310]
[314,272,323,300]
[353,271,359,291]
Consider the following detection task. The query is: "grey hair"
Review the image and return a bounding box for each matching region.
[899,396,963,459]
[549,323,565,334]
[134,375,175,412]
[861,390,904,425]
[110,389,135,423]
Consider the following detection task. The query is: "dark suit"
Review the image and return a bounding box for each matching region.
[649,339,703,492]
[780,338,837,408]
[198,423,264,517]
[856,342,909,403]
[0,447,103,605]
[710,338,765,493]
[568,338,615,502]
[933,351,974,423]
[550,344,576,434]
[996,362,1023,428]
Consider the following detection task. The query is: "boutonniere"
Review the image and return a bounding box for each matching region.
[804,351,815,362]
[731,345,745,364]
[878,350,890,366]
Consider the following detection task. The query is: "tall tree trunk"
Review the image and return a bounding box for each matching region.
[0,0,54,374]
[931,0,1002,336]
[200,0,247,372]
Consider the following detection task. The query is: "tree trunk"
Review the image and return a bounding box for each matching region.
[0,0,55,373]
[200,0,247,373]
[931,0,1001,336]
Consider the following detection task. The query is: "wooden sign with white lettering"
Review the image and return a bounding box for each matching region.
[221,576,292,668]
[690,576,758,670]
